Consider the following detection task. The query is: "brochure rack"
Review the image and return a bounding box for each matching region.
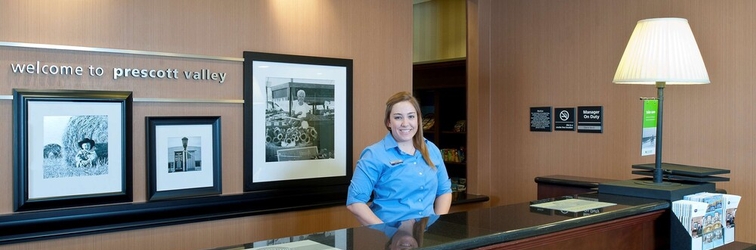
[671,193,741,250]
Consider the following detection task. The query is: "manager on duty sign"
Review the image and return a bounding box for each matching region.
[577,106,603,133]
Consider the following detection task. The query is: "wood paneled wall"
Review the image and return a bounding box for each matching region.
[413,0,467,63]
[469,0,756,244]
[0,1,412,249]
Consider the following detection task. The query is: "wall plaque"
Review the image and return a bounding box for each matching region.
[530,107,552,132]
[554,107,575,131]
[577,106,603,133]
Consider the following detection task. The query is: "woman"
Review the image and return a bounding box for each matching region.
[346,91,452,225]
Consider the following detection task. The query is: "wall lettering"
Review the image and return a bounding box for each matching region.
[10,61,227,84]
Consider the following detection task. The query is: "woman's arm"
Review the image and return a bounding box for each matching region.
[346,202,383,225]
[434,193,452,215]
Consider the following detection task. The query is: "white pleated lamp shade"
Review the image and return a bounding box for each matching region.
[613,18,710,85]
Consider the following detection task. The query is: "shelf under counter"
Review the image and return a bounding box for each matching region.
[535,175,618,200]
[451,193,489,206]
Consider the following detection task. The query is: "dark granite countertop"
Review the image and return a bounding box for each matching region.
[216,193,670,250]
[422,193,668,249]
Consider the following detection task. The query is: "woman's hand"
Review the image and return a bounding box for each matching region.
[346,203,383,226]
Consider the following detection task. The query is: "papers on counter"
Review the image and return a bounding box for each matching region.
[529,198,616,213]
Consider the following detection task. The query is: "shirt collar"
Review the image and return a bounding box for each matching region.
[382,132,399,151]
[381,132,429,152]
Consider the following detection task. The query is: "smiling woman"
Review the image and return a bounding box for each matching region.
[346,91,453,226]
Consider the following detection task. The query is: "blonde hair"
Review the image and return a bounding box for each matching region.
[384,91,434,169]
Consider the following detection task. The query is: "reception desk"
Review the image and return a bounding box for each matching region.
[216,193,671,250]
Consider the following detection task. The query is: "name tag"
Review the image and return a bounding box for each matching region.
[390,160,403,165]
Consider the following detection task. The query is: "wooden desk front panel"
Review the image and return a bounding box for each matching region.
[477,210,669,250]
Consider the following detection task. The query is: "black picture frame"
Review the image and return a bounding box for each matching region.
[145,116,222,201]
[12,89,133,211]
[242,51,353,192]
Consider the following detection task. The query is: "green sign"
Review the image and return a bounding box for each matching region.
[643,100,658,128]
[641,100,658,156]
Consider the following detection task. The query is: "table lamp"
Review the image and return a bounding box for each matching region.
[599,17,715,200]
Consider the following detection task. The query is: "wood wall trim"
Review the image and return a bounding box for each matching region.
[0,97,244,103]
[0,41,243,62]
[0,186,346,245]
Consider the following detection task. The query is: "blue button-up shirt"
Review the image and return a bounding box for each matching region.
[347,132,452,223]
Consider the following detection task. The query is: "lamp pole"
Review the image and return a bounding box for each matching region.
[654,82,665,183]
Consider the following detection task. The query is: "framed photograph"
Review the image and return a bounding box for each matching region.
[146,116,222,201]
[12,89,133,211]
[243,51,353,192]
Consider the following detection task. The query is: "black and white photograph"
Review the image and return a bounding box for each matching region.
[13,89,132,211]
[264,77,335,162]
[146,116,221,201]
[43,115,110,177]
[168,136,202,173]
[243,51,353,192]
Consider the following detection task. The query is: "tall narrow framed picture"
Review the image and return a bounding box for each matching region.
[146,116,222,201]
[13,89,133,211]
[243,51,353,193]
